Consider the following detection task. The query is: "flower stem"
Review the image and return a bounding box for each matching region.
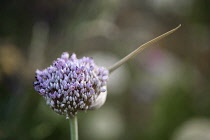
[108,24,181,73]
[69,116,78,140]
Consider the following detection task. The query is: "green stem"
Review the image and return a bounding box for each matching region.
[69,116,78,140]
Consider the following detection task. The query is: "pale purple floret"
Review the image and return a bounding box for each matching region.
[33,52,109,118]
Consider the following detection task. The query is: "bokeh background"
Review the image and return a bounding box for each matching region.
[1,0,210,140]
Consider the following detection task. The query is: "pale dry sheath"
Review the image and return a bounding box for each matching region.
[33,25,181,119]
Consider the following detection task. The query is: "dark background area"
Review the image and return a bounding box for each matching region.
[1,0,210,140]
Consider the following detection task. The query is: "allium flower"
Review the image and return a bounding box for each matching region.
[33,52,109,119]
[33,25,181,121]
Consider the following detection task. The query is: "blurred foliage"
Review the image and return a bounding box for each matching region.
[1,0,210,140]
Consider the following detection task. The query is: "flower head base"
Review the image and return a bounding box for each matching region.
[33,52,109,118]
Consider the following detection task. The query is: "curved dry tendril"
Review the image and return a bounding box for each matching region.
[108,24,181,73]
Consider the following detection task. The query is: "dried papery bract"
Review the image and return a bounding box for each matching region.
[108,24,181,73]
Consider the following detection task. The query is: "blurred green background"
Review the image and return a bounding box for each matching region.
[1,0,210,140]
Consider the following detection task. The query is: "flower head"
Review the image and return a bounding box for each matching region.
[33,52,109,119]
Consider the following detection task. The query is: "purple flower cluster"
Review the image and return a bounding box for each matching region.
[33,52,109,118]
